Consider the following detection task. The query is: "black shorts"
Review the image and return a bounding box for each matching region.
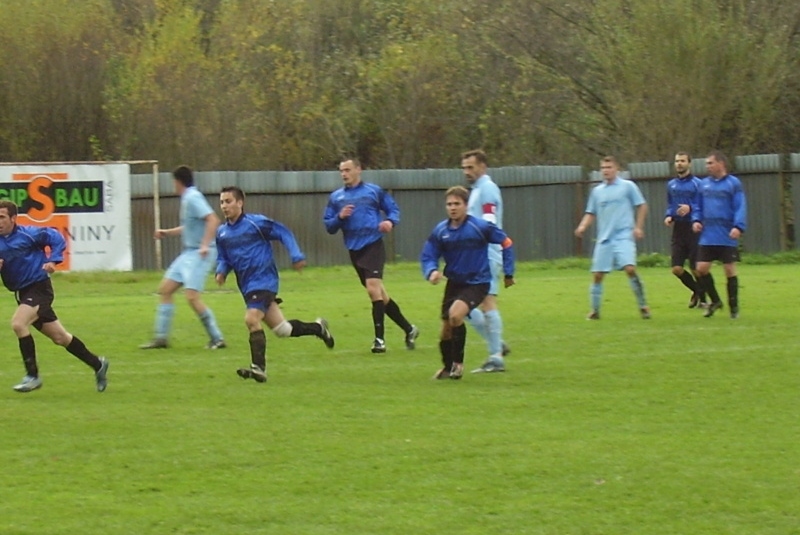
[349,239,385,286]
[440,281,490,320]
[670,221,700,269]
[697,245,740,264]
[242,290,282,312]
[15,279,58,330]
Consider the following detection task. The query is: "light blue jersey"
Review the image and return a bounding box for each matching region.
[585,177,646,243]
[181,186,215,249]
[468,174,503,261]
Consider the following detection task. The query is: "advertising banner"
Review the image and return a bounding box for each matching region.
[0,164,132,271]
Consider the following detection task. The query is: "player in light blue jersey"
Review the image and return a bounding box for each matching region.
[461,149,510,374]
[575,156,650,320]
[691,150,747,319]
[140,166,225,349]
[421,186,515,380]
[324,157,418,354]
[216,187,333,383]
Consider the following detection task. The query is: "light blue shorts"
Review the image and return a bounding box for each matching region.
[590,238,636,273]
[165,248,217,291]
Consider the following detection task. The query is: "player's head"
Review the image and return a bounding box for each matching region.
[461,149,488,184]
[219,186,245,222]
[172,165,194,188]
[339,157,362,187]
[445,185,469,222]
[0,200,18,236]
[705,150,729,178]
[674,152,692,176]
[600,155,620,181]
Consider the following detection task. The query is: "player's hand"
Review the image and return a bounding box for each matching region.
[730,228,742,240]
[0,258,4,270]
[676,204,690,217]
[378,220,393,233]
[42,262,56,274]
[154,229,166,239]
[339,205,354,219]
[292,260,307,272]
[428,271,442,285]
[574,226,585,238]
[664,216,673,226]
[633,227,644,240]
[504,277,515,288]
[692,222,703,233]
[199,244,209,258]
[215,273,226,286]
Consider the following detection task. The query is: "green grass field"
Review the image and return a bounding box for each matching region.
[1,262,797,534]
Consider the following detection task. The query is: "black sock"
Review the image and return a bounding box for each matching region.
[439,339,453,369]
[19,335,38,377]
[288,319,321,337]
[451,324,467,364]
[66,336,102,371]
[385,299,412,333]
[727,276,739,309]
[693,275,707,301]
[701,273,721,303]
[371,300,385,340]
[249,330,267,370]
[677,271,697,292]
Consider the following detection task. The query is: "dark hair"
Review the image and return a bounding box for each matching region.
[675,151,692,162]
[601,155,620,166]
[221,186,245,202]
[172,165,194,187]
[461,149,488,165]
[707,150,729,171]
[445,185,470,203]
[340,157,362,168]
[0,200,18,217]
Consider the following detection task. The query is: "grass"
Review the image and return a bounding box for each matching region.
[0,262,798,534]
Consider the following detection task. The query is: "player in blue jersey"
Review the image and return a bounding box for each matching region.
[0,201,108,393]
[421,186,515,380]
[140,166,225,350]
[575,156,650,320]
[664,152,707,308]
[691,151,747,319]
[461,149,511,374]
[215,187,333,383]
[324,157,418,354]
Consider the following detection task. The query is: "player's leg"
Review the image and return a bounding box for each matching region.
[618,239,648,317]
[39,318,109,392]
[140,255,184,348]
[185,249,225,349]
[237,304,268,382]
[697,247,723,317]
[588,243,612,318]
[722,248,739,318]
[671,232,698,306]
[10,302,42,392]
[263,297,334,349]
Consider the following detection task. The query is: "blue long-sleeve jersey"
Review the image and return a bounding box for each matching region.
[665,175,702,223]
[692,174,747,247]
[215,213,305,295]
[0,224,66,291]
[420,215,514,285]
[323,181,400,251]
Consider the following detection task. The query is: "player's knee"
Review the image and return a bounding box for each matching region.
[272,320,293,338]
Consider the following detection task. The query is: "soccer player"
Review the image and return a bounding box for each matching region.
[574,156,650,320]
[664,152,707,308]
[140,165,225,350]
[216,186,334,383]
[691,150,747,319]
[461,149,511,374]
[323,157,418,353]
[0,200,109,393]
[421,186,515,380]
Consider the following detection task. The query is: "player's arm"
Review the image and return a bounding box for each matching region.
[732,181,747,235]
[634,202,647,239]
[574,213,595,238]
[214,231,231,284]
[268,219,307,265]
[323,197,345,234]
[155,226,183,238]
[379,188,401,230]
[487,224,515,285]
[420,233,442,284]
[200,211,220,250]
